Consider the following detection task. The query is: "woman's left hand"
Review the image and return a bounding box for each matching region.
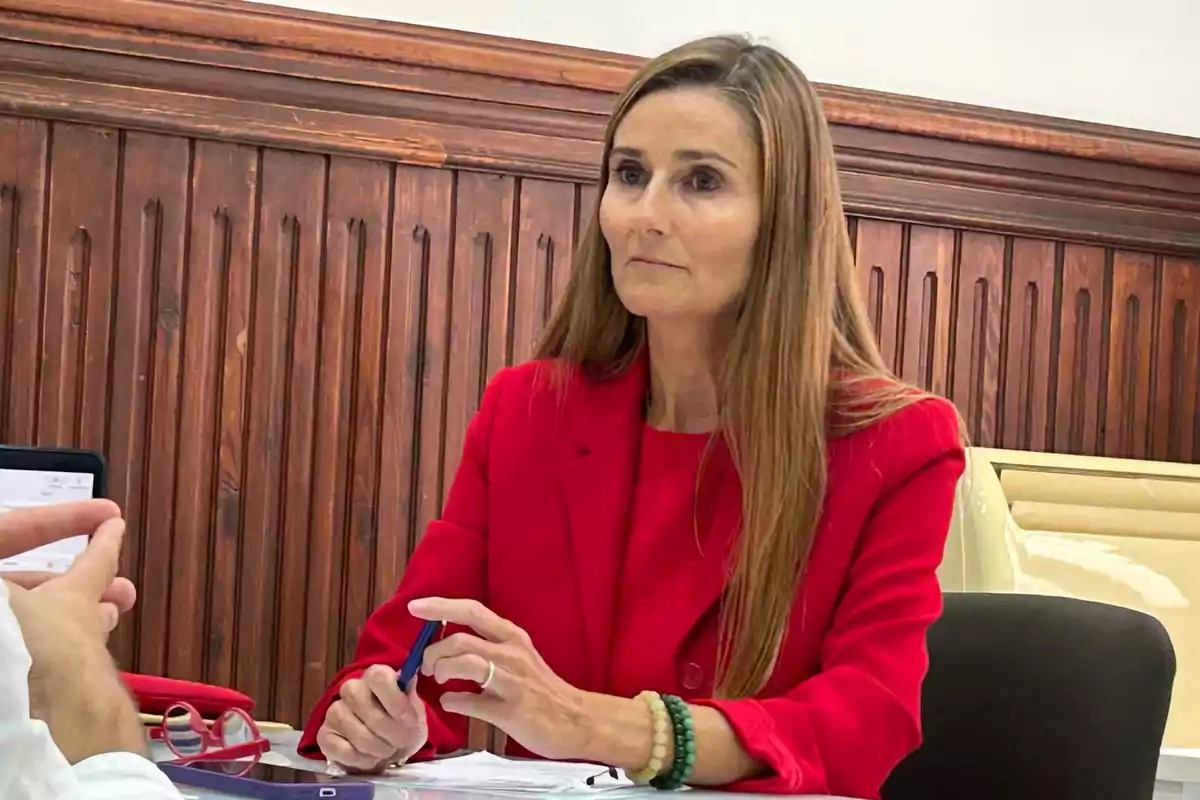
[408,597,590,760]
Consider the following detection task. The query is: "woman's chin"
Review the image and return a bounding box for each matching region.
[616,287,689,319]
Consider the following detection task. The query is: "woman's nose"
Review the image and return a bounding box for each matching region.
[627,180,670,236]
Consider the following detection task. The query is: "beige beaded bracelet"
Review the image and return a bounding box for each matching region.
[627,691,670,785]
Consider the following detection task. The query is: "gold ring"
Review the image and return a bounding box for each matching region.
[480,660,496,692]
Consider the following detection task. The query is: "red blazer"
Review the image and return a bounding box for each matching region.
[299,357,965,797]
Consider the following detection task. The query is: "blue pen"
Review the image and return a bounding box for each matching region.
[398,619,442,691]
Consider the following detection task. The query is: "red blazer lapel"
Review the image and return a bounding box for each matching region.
[556,357,647,691]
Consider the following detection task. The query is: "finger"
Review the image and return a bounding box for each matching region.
[326,700,397,761]
[422,632,514,677]
[439,692,506,727]
[60,517,125,601]
[104,577,137,613]
[317,726,382,772]
[362,665,422,726]
[429,653,508,698]
[0,500,120,559]
[408,598,522,643]
[340,677,416,751]
[2,573,136,613]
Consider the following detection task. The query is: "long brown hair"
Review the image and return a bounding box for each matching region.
[536,35,930,698]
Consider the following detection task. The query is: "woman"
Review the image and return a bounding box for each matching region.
[300,34,964,797]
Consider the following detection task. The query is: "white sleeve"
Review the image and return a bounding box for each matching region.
[0,581,183,800]
[71,752,183,799]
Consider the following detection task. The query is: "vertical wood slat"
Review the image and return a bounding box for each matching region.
[1105,252,1157,460]
[1000,239,1056,452]
[303,156,391,723]
[3,111,1200,730]
[0,117,48,447]
[108,132,191,672]
[853,220,903,372]
[39,124,120,450]
[241,149,325,722]
[1152,258,1200,463]
[443,172,516,506]
[134,128,190,679]
[1054,245,1107,455]
[202,142,259,690]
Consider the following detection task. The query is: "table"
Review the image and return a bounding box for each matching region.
[153,732,853,799]
[159,733,1200,799]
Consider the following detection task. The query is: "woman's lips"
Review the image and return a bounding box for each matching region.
[629,256,684,269]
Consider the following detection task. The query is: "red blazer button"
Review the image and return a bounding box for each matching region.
[680,662,704,691]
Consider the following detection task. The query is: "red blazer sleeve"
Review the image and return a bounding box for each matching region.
[297,368,509,760]
[694,398,965,797]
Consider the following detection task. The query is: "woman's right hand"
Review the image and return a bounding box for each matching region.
[315,664,428,772]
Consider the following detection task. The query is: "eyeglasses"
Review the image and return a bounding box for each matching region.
[152,701,270,765]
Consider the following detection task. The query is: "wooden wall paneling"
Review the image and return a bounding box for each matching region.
[512,179,577,365]
[0,117,48,445]
[303,156,391,721]
[269,147,329,727]
[999,239,1057,452]
[39,123,118,450]
[951,232,1005,446]
[376,166,454,634]
[576,183,599,237]
[236,148,325,721]
[199,142,259,690]
[853,220,904,372]
[1053,245,1108,455]
[442,171,516,498]
[133,133,189,680]
[107,131,190,673]
[172,136,233,683]
[275,149,329,725]
[898,226,954,394]
[1103,252,1157,460]
[559,182,599,300]
[1152,257,1200,463]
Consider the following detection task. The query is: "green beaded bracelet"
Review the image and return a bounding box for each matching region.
[651,694,695,790]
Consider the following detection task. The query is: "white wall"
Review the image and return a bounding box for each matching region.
[254,0,1200,139]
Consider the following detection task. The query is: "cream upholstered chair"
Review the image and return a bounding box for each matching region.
[941,447,1200,747]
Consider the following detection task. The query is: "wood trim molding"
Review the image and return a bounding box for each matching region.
[0,0,1197,252]
[5,0,1199,172]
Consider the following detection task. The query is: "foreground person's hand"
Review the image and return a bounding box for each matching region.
[316,664,429,772]
[4,510,149,763]
[0,499,136,615]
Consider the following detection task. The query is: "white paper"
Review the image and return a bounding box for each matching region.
[382,751,640,794]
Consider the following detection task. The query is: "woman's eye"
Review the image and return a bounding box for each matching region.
[686,169,722,192]
[612,163,645,186]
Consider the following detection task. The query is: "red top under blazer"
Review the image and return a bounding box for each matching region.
[299,356,966,797]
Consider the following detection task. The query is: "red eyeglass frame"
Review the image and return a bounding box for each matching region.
[151,700,270,765]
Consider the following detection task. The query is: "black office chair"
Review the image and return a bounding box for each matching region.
[882,593,1175,800]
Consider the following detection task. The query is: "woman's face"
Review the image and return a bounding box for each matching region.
[600,85,762,325]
